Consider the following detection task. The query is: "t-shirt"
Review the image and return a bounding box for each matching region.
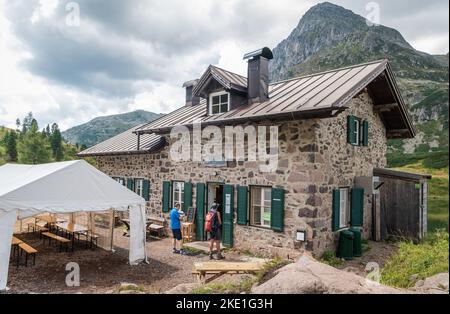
[170,208,181,230]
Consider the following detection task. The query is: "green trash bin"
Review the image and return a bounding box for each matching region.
[350,227,362,257]
[337,230,354,260]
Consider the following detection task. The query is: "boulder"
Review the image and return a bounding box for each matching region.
[413,273,449,294]
[252,255,406,294]
[165,283,201,294]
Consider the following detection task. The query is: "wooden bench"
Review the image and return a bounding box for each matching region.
[18,243,38,267]
[42,232,71,252]
[147,216,167,239]
[192,262,264,284]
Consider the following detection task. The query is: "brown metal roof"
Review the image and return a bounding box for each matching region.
[78,125,164,157]
[374,168,432,181]
[137,59,414,137]
[84,59,415,156]
[192,65,247,97]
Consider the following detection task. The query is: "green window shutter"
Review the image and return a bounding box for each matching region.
[347,116,356,145]
[362,121,369,146]
[162,181,171,213]
[195,183,206,241]
[237,186,248,225]
[332,189,340,231]
[271,188,285,232]
[351,188,364,227]
[183,182,193,212]
[127,178,134,191]
[222,185,234,248]
[142,180,150,201]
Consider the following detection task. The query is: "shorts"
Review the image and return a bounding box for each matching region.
[172,229,182,241]
[209,228,222,241]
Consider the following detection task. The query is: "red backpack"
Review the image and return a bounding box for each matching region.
[205,211,216,232]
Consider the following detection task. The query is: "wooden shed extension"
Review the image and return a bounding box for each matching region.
[374,168,432,240]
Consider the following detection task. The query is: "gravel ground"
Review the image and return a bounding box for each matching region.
[7,229,240,294]
[336,241,399,276]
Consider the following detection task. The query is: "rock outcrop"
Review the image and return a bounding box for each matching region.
[252,255,405,294]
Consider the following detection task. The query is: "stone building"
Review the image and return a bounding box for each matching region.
[79,48,417,257]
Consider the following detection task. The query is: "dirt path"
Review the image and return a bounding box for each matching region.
[7,229,218,294]
[336,241,399,277]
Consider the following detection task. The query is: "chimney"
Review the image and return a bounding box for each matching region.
[182,79,200,106]
[243,47,274,104]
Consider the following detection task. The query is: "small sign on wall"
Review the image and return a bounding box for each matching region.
[296,230,306,242]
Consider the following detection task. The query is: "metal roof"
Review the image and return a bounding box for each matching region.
[137,59,414,137]
[78,125,164,157]
[192,65,247,97]
[374,168,432,181]
[83,59,415,156]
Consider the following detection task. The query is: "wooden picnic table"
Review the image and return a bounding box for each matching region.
[192,262,264,284]
[55,222,89,251]
[56,222,88,233]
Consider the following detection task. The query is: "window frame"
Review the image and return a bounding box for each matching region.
[171,181,185,209]
[249,185,272,229]
[209,91,230,115]
[134,178,144,197]
[352,118,361,146]
[338,187,351,229]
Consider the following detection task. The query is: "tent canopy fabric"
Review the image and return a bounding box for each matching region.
[0,160,148,291]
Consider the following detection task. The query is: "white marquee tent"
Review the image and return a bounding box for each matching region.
[0,160,148,291]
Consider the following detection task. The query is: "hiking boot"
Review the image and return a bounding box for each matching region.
[216,254,225,260]
[173,248,180,254]
[209,253,214,260]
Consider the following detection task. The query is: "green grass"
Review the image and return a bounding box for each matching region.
[381,230,449,288]
[321,250,344,267]
[191,278,256,294]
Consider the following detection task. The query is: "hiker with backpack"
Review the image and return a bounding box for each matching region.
[205,203,224,260]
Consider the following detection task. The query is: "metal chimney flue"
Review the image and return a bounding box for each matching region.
[243,47,273,104]
[182,79,200,106]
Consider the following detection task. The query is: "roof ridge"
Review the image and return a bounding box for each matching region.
[270,59,388,86]
[210,65,247,80]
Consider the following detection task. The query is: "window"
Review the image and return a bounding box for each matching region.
[135,179,144,197]
[339,188,350,229]
[352,119,360,146]
[250,186,272,228]
[348,116,369,146]
[172,181,185,209]
[209,91,229,115]
[114,177,125,186]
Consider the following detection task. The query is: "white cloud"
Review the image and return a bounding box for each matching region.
[31,0,59,24]
[0,0,448,132]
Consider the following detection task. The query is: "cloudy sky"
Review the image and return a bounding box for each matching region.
[0,0,448,131]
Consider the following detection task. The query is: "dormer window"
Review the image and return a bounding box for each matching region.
[209,91,230,115]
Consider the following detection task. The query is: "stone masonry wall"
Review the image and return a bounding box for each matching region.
[95,89,387,258]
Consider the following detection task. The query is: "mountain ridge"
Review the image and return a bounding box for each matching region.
[268,2,449,163]
[62,110,164,148]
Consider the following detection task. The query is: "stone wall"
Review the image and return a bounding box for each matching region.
[95,89,387,258]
